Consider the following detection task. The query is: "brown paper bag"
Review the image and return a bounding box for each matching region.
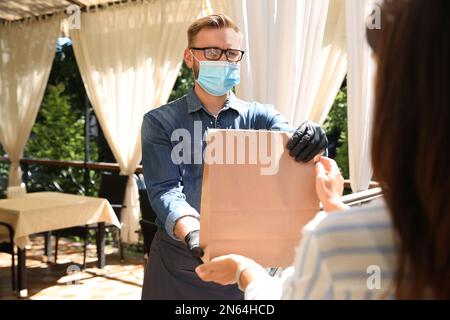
[200,129,320,268]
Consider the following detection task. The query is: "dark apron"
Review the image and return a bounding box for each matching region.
[141,228,244,300]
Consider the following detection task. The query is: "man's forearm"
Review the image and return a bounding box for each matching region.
[174,216,200,242]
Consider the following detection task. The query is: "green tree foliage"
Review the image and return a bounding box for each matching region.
[49,42,109,163]
[169,62,195,102]
[323,85,349,179]
[26,84,85,160]
[23,83,97,194]
[49,41,85,115]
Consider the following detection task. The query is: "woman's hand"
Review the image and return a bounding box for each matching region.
[195,254,265,289]
[315,156,349,212]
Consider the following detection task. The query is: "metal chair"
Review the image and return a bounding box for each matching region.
[0,183,25,290]
[0,222,16,291]
[135,174,158,261]
[138,189,158,259]
[54,173,129,268]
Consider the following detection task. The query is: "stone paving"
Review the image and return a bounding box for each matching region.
[0,235,145,300]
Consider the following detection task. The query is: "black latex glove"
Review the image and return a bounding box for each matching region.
[185,230,204,263]
[287,121,328,163]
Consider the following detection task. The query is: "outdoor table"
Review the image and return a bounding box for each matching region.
[0,192,121,297]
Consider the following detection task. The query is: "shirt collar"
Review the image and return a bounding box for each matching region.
[186,88,245,115]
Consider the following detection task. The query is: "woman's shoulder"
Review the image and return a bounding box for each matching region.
[297,198,397,299]
[300,198,396,259]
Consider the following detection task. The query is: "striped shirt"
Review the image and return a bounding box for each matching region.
[245,198,398,300]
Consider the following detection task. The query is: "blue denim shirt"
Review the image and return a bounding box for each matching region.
[141,88,294,240]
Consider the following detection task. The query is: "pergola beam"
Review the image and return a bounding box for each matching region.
[0,0,146,22]
[66,0,86,8]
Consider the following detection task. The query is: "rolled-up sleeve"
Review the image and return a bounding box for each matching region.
[141,113,200,241]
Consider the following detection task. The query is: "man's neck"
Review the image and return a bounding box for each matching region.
[194,84,228,117]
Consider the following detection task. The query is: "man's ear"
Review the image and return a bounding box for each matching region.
[184,48,194,69]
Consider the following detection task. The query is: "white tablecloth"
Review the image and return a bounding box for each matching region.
[0,192,121,249]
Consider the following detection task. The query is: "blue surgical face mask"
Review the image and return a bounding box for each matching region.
[194,59,241,96]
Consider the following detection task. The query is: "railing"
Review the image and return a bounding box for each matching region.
[342,187,383,206]
[341,180,382,207]
[0,157,143,173]
[343,180,380,190]
[0,157,143,196]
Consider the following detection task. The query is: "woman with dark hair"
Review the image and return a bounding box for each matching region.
[195,0,450,299]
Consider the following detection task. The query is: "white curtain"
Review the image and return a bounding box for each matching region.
[0,16,60,187]
[71,0,203,243]
[346,0,376,192]
[309,0,347,125]
[289,0,331,125]
[208,0,346,127]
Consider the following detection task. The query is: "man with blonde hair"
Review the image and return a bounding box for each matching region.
[141,13,327,299]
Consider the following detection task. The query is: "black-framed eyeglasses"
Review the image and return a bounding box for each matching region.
[190,47,245,62]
